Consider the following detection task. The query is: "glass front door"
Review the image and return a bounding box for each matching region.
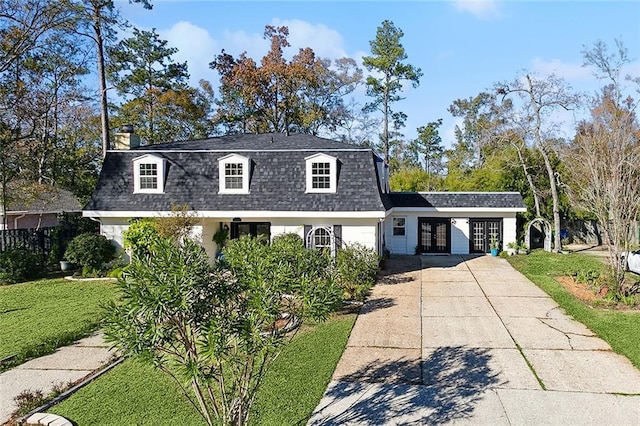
[469,219,502,253]
[418,218,451,254]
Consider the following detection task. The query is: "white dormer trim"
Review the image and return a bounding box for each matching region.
[133,154,165,194]
[305,153,337,194]
[218,153,250,194]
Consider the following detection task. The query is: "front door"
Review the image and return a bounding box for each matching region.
[418,218,450,254]
[469,219,502,253]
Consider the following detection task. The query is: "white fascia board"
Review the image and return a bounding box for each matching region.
[83,210,386,219]
[389,207,527,213]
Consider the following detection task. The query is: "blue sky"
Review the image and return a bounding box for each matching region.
[116,0,640,147]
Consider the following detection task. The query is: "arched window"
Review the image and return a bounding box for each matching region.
[313,227,332,249]
[305,226,336,257]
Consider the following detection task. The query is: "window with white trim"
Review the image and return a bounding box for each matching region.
[218,154,250,194]
[393,217,406,236]
[313,227,332,249]
[133,154,165,194]
[305,153,337,193]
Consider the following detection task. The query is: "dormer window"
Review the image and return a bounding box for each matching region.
[219,154,250,194]
[305,153,337,193]
[133,154,165,194]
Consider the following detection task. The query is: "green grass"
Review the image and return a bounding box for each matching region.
[508,250,640,369]
[50,312,357,426]
[0,278,117,369]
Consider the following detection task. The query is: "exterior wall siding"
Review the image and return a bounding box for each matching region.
[387,211,520,255]
[99,216,380,262]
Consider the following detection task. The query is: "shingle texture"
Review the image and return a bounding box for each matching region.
[135,133,364,152]
[85,133,387,212]
[8,186,81,212]
[389,192,526,209]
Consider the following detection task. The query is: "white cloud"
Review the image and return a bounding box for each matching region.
[271,18,349,60]
[159,21,218,85]
[451,0,500,20]
[444,117,463,148]
[530,57,594,81]
[219,29,268,59]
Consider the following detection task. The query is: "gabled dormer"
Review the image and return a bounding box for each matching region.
[132,154,165,194]
[218,153,250,194]
[305,153,337,194]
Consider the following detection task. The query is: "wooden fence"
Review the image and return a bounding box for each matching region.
[0,228,56,258]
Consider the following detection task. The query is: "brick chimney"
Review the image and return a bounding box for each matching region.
[113,124,140,150]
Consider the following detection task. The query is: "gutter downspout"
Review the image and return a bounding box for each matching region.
[14,213,27,230]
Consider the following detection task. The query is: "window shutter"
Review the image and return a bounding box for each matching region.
[333,225,342,249]
[304,225,312,248]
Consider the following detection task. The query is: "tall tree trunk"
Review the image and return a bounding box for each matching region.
[539,145,562,251]
[93,5,110,157]
[383,89,389,165]
[511,141,541,217]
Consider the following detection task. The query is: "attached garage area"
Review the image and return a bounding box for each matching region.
[385,192,526,255]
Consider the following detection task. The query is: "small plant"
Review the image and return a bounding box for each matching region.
[335,243,379,300]
[0,247,42,284]
[212,225,229,249]
[155,203,199,241]
[489,236,499,250]
[13,389,45,416]
[64,233,115,276]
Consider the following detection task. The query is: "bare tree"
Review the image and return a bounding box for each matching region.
[496,74,580,251]
[565,40,640,296]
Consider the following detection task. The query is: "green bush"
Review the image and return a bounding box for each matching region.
[64,233,115,273]
[335,243,379,300]
[123,219,160,260]
[0,247,43,284]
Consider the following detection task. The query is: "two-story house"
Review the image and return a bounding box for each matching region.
[83,131,526,258]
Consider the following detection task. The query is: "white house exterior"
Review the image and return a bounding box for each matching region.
[85,133,388,258]
[385,193,525,255]
[84,132,526,258]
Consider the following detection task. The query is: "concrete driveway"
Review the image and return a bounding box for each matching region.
[309,255,640,425]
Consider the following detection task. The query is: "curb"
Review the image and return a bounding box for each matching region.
[17,357,125,425]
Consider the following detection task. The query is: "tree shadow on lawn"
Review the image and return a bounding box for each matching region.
[310,346,503,425]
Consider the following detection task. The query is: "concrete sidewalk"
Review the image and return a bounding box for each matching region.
[309,255,640,425]
[0,332,116,424]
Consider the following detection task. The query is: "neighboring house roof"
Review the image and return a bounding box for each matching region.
[85,133,388,213]
[389,192,527,210]
[4,186,82,214]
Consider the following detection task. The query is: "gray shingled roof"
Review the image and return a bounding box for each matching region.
[85,134,387,212]
[7,186,82,212]
[389,192,526,209]
[134,132,367,152]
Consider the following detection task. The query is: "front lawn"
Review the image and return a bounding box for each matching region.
[508,251,640,369]
[50,311,356,425]
[0,278,117,370]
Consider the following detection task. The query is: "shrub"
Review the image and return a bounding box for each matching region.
[123,219,160,260]
[64,233,115,274]
[104,234,342,426]
[335,243,379,300]
[0,247,43,284]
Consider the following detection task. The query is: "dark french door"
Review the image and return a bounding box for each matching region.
[418,218,451,254]
[469,219,502,253]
